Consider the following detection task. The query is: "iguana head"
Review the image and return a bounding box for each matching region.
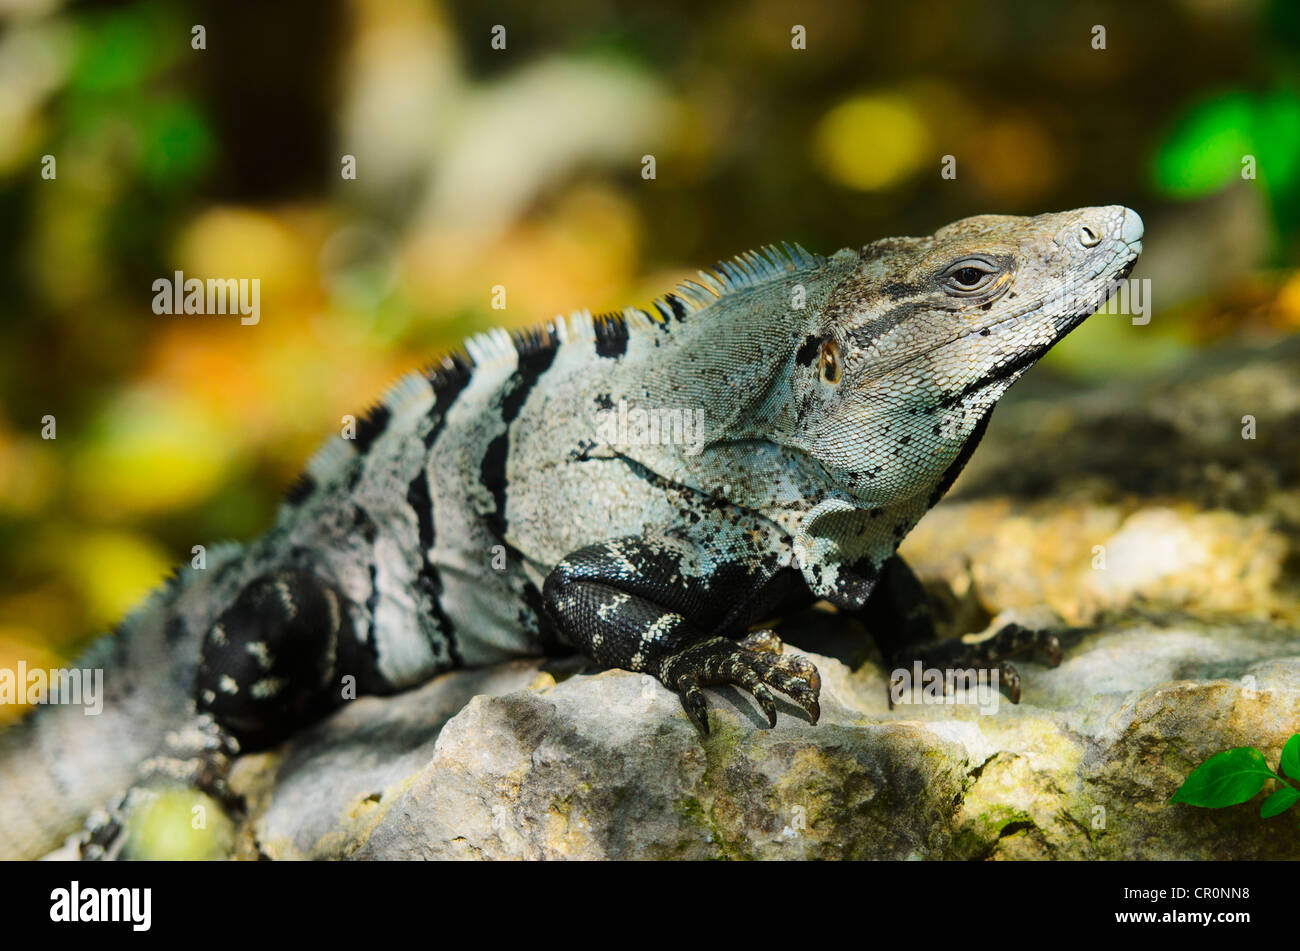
[784,205,1142,505]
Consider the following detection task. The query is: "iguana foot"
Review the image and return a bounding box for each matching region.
[890,623,1062,706]
[979,623,1062,702]
[660,631,821,733]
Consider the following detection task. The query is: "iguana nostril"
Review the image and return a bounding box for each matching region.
[1079,225,1101,248]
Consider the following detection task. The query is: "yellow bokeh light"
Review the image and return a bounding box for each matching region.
[0,630,63,726]
[57,530,172,632]
[1276,270,1300,328]
[73,388,236,517]
[174,207,314,308]
[813,93,931,191]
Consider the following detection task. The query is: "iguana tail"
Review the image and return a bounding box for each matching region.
[0,543,244,859]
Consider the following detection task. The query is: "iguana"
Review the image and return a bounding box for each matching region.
[0,206,1142,859]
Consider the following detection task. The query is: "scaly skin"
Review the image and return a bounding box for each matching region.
[0,206,1142,858]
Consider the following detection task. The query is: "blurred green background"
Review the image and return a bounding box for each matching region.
[2,0,1299,716]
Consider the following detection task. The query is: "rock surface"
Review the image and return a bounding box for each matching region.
[230,338,1300,860]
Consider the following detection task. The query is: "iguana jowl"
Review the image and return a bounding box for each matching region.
[0,206,1143,858]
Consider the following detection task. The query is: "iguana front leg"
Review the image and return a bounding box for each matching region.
[856,555,1062,703]
[542,536,821,733]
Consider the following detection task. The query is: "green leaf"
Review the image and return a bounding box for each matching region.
[1170,747,1277,807]
[1280,735,1300,780]
[1260,785,1300,819]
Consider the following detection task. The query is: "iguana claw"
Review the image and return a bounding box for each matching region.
[661,632,822,734]
[888,623,1064,708]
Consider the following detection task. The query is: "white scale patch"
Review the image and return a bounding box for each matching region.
[595,592,631,623]
[250,677,285,699]
[641,611,683,650]
[243,641,272,670]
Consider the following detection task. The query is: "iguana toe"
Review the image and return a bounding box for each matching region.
[661,634,822,732]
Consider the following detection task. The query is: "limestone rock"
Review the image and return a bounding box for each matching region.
[234,339,1300,860]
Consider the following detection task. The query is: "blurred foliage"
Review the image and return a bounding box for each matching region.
[124,787,235,860]
[0,0,1297,703]
[1154,89,1300,230]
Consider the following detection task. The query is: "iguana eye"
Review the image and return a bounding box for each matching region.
[819,339,842,384]
[940,259,999,296]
